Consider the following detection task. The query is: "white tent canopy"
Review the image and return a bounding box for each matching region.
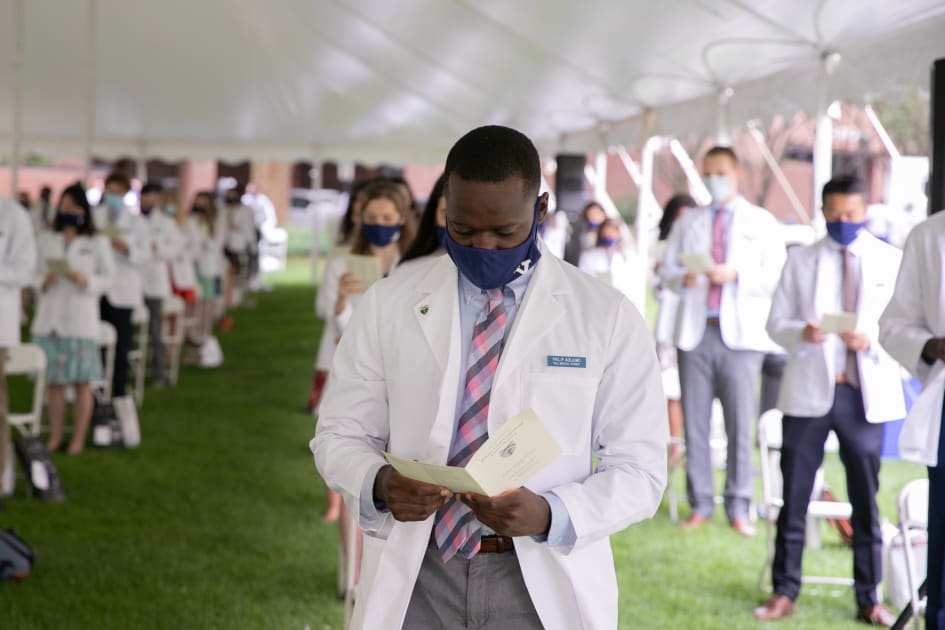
[2,0,945,164]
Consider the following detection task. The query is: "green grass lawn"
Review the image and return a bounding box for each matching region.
[0,257,927,629]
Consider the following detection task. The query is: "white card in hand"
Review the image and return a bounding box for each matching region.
[385,409,562,496]
[679,252,716,274]
[820,312,858,334]
[46,258,70,275]
[345,254,383,289]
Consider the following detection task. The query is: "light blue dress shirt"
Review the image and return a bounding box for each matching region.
[359,262,576,548]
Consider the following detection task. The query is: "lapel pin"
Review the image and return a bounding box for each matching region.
[419,305,429,316]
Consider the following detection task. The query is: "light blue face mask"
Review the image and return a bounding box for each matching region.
[704,175,733,205]
[164,204,178,216]
[105,193,124,214]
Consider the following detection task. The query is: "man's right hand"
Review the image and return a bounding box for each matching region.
[373,465,451,522]
[802,320,825,344]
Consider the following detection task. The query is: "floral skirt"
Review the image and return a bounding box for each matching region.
[33,335,103,385]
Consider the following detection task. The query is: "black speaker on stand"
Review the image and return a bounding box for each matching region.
[555,154,587,264]
[930,58,945,214]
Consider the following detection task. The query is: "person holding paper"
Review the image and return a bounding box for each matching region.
[755,176,903,625]
[312,126,667,630]
[32,184,114,454]
[879,208,945,630]
[577,217,644,313]
[92,172,151,400]
[659,146,786,536]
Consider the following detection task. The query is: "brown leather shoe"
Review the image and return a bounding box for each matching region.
[731,518,757,537]
[753,594,795,621]
[856,604,896,627]
[679,513,711,529]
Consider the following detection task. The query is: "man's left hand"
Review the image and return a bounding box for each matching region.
[705,265,737,285]
[838,330,870,352]
[460,488,551,538]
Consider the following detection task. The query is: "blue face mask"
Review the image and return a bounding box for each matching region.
[586,219,602,230]
[105,193,124,213]
[435,225,447,246]
[164,204,177,216]
[825,221,865,247]
[600,236,620,248]
[57,212,85,229]
[362,223,401,247]
[140,206,153,217]
[444,199,542,290]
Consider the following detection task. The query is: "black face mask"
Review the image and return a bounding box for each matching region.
[192,206,206,215]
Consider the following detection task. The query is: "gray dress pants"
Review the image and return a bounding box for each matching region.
[678,324,763,520]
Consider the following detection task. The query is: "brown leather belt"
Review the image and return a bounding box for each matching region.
[479,535,515,554]
[706,317,721,326]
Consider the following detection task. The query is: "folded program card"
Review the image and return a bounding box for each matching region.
[820,312,858,334]
[679,252,716,274]
[46,258,70,275]
[385,409,562,496]
[345,254,383,289]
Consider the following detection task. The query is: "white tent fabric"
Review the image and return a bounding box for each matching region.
[2,0,944,163]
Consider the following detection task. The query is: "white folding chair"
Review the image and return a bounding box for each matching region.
[5,344,47,437]
[95,321,118,401]
[757,409,855,590]
[897,479,929,628]
[128,306,149,407]
[161,296,186,386]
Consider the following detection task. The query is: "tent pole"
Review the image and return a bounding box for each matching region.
[593,150,608,204]
[82,0,98,184]
[583,164,619,218]
[812,52,840,235]
[715,87,734,146]
[747,122,810,224]
[137,141,148,185]
[634,136,664,308]
[10,0,25,199]
[668,139,711,206]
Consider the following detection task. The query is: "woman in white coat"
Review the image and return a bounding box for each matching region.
[32,184,114,454]
[188,192,226,343]
[577,217,644,313]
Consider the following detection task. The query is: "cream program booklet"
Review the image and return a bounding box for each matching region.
[679,252,716,274]
[46,258,70,275]
[820,312,858,334]
[385,409,562,496]
[345,254,383,289]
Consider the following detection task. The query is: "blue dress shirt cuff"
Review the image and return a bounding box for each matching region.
[359,461,390,519]
[533,491,577,547]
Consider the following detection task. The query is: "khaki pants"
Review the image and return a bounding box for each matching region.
[0,348,8,486]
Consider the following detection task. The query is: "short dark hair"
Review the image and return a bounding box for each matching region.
[659,193,698,241]
[54,182,95,236]
[104,172,131,192]
[141,182,163,196]
[443,126,541,198]
[822,175,866,204]
[704,146,739,166]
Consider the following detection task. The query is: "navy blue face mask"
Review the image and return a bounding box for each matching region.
[362,223,401,247]
[825,220,865,247]
[444,199,542,290]
[57,212,85,229]
[140,206,153,217]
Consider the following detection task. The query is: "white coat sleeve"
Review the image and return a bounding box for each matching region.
[658,215,689,294]
[880,231,935,380]
[765,249,806,353]
[85,235,116,296]
[314,256,339,319]
[311,285,393,537]
[737,213,786,297]
[153,218,181,263]
[577,251,594,276]
[125,217,153,267]
[0,209,36,289]
[548,298,668,554]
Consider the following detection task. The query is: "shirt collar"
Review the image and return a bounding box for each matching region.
[824,231,867,256]
[459,261,536,307]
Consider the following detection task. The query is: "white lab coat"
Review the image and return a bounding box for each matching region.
[312,243,668,630]
[142,211,182,299]
[879,210,945,465]
[171,217,199,291]
[767,234,905,423]
[578,246,644,313]
[31,232,114,341]
[91,205,151,309]
[223,204,258,253]
[0,199,37,347]
[660,195,786,352]
[189,215,226,279]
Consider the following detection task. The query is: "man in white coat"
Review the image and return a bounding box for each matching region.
[660,146,786,535]
[312,126,667,629]
[879,208,945,630]
[0,197,36,493]
[92,172,151,399]
[756,176,903,626]
[140,182,181,388]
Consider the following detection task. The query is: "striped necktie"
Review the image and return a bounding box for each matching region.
[434,287,509,562]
